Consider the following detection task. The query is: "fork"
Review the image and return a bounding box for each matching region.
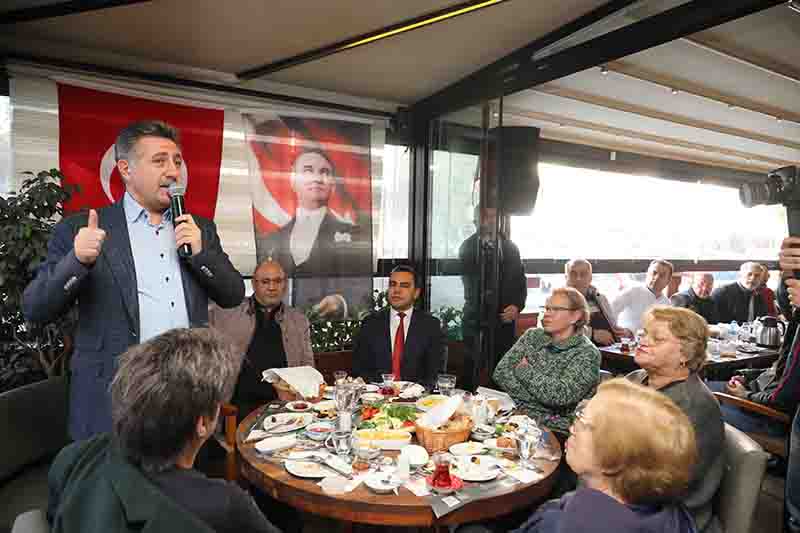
[293,456,354,479]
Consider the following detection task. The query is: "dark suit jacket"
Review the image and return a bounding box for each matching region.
[671,288,720,325]
[352,308,444,387]
[256,211,372,317]
[23,200,244,439]
[47,435,214,533]
[710,282,768,324]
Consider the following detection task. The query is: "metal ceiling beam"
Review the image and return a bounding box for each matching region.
[237,0,511,80]
[682,35,800,87]
[409,0,785,121]
[5,52,395,119]
[0,0,151,25]
[605,59,800,125]
[534,85,800,152]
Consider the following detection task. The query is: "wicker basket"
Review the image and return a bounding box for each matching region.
[415,422,473,453]
[273,380,324,403]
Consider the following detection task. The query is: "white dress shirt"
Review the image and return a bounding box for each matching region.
[290,206,327,267]
[389,307,414,351]
[611,284,671,332]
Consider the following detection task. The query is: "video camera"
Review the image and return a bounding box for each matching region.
[740,166,800,236]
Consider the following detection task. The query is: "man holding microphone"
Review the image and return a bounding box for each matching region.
[23,120,244,440]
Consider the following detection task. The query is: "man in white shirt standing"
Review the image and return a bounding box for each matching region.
[257,148,372,319]
[612,259,673,335]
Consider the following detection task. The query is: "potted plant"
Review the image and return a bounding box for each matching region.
[0,169,76,393]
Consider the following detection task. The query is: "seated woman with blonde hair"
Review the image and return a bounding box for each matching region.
[627,306,724,533]
[493,287,601,435]
[460,379,698,533]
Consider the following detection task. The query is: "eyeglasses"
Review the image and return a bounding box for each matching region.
[639,331,677,346]
[571,400,592,433]
[253,277,285,287]
[543,306,578,313]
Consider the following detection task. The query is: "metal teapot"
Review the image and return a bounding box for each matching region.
[754,316,785,348]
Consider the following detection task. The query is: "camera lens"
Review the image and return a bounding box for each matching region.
[739,176,784,208]
[739,182,768,207]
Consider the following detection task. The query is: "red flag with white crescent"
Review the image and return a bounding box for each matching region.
[57,83,224,219]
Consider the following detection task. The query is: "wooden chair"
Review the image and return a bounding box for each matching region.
[212,403,239,482]
[515,312,538,338]
[712,392,791,459]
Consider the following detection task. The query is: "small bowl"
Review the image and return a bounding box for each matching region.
[360,392,384,405]
[470,430,493,442]
[304,422,334,441]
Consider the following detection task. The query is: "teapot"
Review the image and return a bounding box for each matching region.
[754,316,785,348]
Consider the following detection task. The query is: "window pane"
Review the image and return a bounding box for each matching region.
[511,163,786,261]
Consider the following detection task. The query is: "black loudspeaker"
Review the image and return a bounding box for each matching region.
[490,126,540,216]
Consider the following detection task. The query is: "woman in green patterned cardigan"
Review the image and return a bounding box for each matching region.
[493,287,601,435]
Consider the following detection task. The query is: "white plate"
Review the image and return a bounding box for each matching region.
[285,460,328,479]
[312,400,337,412]
[452,456,499,482]
[263,412,314,433]
[364,472,402,494]
[254,435,297,454]
[484,438,517,453]
[399,444,429,467]
[285,401,313,412]
[362,384,380,393]
[449,441,486,456]
[415,394,447,412]
[353,429,412,450]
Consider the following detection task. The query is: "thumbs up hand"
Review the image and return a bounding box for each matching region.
[74,209,107,265]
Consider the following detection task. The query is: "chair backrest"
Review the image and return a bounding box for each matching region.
[0,377,70,483]
[515,313,538,338]
[714,423,769,533]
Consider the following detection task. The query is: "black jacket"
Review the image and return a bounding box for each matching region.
[710,282,767,324]
[671,288,720,325]
[352,307,444,387]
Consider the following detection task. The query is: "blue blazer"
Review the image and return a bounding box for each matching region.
[23,200,244,439]
[352,307,444,388]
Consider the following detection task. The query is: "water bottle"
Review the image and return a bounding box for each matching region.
[729,321,739,338]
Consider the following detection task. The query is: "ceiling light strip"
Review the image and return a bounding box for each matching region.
[238,0,508,79]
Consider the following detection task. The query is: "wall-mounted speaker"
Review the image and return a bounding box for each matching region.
[491,126,540,216]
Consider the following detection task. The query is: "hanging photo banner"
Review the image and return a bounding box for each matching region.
[244,113,374,320]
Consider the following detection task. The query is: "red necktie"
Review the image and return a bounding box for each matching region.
[392,312,406,379]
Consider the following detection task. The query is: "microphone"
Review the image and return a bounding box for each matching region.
[168,183,192,258]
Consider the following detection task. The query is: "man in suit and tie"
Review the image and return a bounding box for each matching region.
[352,265,444,387]
[23,120,244,440]
[256,147,372,319]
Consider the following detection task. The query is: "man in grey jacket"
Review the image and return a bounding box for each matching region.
[209,259,314,420]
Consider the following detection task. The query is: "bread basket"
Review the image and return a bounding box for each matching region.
[415,416,473,453]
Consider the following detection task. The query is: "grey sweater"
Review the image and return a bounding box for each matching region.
[627,370,724,533]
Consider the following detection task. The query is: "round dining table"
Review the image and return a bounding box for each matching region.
[237,407,562,528]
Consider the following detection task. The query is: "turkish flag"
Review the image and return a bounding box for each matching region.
[57,84,224,219]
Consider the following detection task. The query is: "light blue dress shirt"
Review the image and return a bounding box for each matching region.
[123,193,190,342]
